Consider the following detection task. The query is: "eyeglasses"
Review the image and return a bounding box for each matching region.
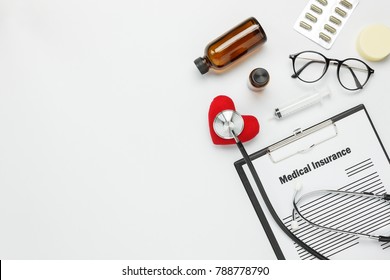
[289,51,375,91]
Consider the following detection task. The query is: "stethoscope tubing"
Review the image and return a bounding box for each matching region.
[215,110,328,259]
[231,131,329,260]
[218,110,390,259]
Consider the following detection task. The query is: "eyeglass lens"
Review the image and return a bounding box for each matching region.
[293,52,371,90]
[338,59,370,90]
[293,52,327,83]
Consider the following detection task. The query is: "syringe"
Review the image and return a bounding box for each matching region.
[274,87,331,119]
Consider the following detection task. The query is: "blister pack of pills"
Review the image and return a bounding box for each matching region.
[294,0,359,49]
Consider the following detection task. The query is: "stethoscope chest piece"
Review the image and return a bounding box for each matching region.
[213,110,244,140]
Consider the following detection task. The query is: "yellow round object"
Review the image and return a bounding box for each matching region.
[356,24,390,62]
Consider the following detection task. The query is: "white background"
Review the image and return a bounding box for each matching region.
[0,0,389,259]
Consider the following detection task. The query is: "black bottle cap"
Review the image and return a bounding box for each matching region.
[194,57,209,74]
[249,68,270,89]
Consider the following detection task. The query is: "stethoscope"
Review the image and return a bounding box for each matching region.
[213,109,390,260]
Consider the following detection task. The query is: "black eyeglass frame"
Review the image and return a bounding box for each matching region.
[289,50,375,91]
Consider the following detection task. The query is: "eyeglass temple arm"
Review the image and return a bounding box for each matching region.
[291,59,326,78]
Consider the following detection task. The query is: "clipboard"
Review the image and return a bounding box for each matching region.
[234,104,390,260]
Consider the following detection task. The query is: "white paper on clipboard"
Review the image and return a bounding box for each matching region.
[239,105,390,259]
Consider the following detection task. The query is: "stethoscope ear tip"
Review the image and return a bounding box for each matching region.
[295,182,303,192]
[291,220,300,231]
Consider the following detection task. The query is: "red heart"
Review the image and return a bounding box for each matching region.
[208,95,260,145]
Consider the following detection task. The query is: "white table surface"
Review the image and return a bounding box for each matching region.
[0,0,389,259]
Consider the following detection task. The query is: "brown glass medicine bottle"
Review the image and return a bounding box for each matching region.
[194,17,267,74]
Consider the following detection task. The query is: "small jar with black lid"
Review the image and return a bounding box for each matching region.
[248,68,270,91]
